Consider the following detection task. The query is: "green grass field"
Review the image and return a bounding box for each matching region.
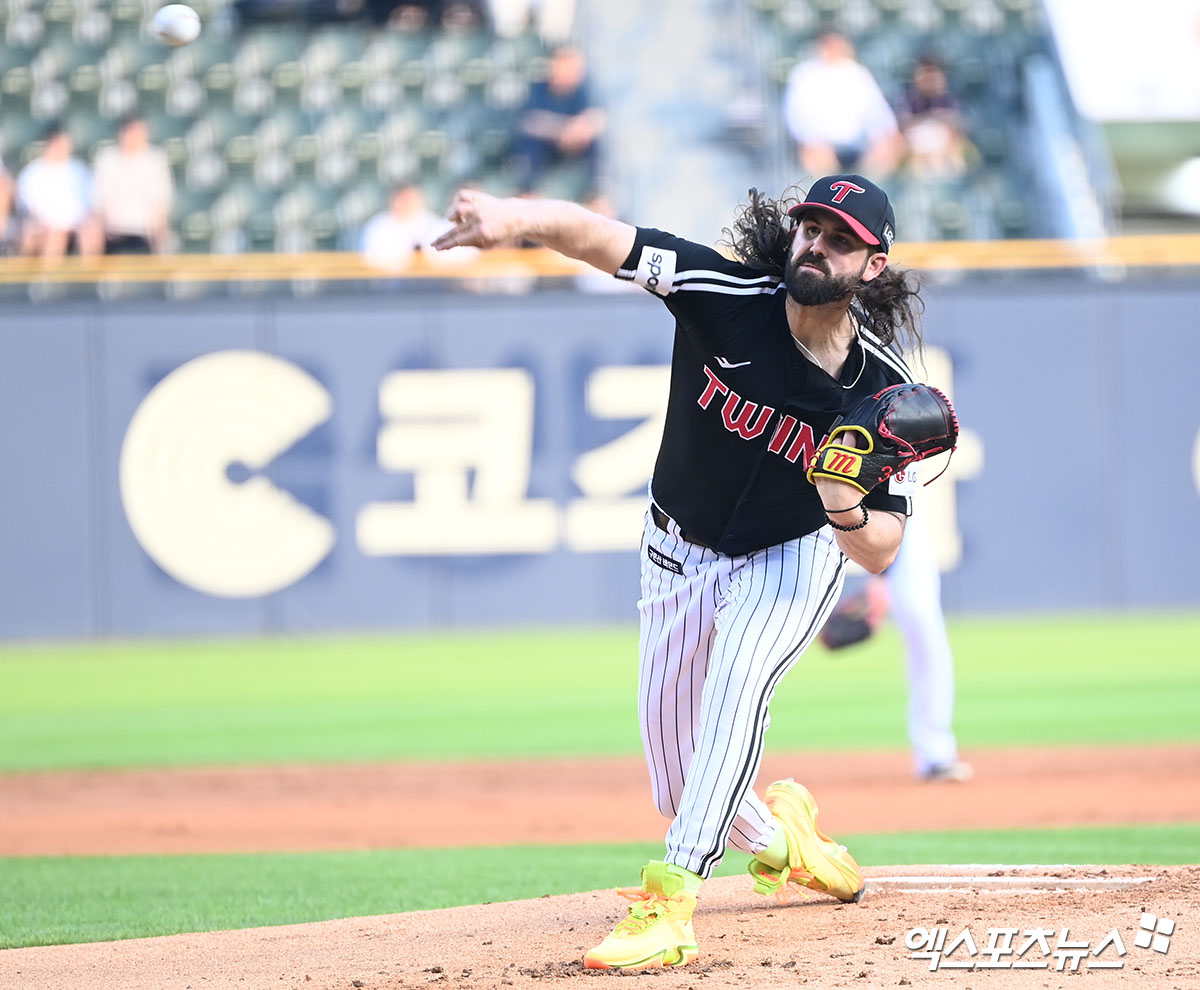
[3,612,1198,771]
[1,612,1198,948]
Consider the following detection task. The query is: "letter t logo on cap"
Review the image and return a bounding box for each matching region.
[829,180,866,203]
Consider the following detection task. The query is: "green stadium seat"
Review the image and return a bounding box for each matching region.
[183,148,228,191]
[30,78,70,122]
[232,74,275,116]
[164,76,206,118]
[299,75,341,114]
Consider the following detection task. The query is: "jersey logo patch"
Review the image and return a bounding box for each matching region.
[634,245,676,297]
[715,356,752,369]
[647,545,684,574]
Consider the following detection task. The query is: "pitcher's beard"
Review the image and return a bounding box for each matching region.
[785,257,864,306]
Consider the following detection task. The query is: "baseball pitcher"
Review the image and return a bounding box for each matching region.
[434,174,957,971]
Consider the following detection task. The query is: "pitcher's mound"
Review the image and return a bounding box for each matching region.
[6,864,1198,989]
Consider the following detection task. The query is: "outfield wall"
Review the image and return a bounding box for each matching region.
[2,276,1197,638]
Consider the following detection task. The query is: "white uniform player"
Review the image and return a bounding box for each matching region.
[886,509,970,781]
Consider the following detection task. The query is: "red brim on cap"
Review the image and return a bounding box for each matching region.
[788,203,880,245]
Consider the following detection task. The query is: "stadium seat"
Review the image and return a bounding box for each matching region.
[4,8,44,52]
[336,182,386,241]
[232,74,274,116]
[30,79,70,122]
[164,76,206,118]
[184,148,228,191]
[299,74,340,114]
[97,80,141,124]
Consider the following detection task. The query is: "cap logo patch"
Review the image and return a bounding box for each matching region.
[881,223,895,249]
[828,180,866,203]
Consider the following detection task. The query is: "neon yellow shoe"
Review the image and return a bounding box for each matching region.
[584,861,699,970]
[748,779,865,903]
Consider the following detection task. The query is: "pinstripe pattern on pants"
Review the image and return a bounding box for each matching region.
[637,500,847,879]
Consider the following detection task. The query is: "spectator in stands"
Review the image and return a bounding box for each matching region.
[897,54,973,181]
[511,44,605,196]
[0,154,14,254]
[94,115,175,255]
[361,182,456,273]
[782,30,903,181]
[378,2,435,30]
[488,0,574,43]
[439,0,487,29]
[16,123,102,261]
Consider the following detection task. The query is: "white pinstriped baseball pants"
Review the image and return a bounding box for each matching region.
[638,498,847,879]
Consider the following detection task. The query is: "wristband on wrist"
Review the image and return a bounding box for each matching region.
[827,503,869,531]
[824,501,864,514]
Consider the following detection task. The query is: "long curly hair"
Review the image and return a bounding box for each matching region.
[721,186,926,355]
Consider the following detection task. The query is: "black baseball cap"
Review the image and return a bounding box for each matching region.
[788,174,896,253]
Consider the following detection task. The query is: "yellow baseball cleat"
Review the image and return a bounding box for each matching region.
[584,861,699,970]
[749,779,865,903]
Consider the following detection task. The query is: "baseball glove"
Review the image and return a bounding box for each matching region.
[806,383,959,495]
[820,579,890,650]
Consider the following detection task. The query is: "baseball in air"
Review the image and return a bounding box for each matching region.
[151,4,201,46]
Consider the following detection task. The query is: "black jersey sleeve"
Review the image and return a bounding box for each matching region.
[615,227,785,352]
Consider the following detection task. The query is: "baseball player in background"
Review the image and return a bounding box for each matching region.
[434,174,929,971]
[824,509,972,781]
[887,509,972,782]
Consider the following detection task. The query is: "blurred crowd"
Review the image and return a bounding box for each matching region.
[0,12,978,269]
[233,0,574,41]
[783,29,973,186]
[1,115,173,261]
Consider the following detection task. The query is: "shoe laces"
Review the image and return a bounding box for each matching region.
[611,886,686,935]
[750,861,815,904]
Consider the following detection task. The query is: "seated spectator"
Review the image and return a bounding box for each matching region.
[361,182,458,272]
[898,55,973,180]
[511,45,605,195]
[488,0,575,42]
[94,115,175,254]
[377,2,434,29]
[439,0,486,29]
[16,124,102,261]
[782,30,903,181]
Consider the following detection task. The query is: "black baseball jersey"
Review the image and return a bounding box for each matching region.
[616,226,914,556]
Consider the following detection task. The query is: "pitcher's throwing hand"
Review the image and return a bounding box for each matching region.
[433,190,519,251]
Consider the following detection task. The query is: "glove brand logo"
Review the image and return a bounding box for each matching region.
[824,450,861,477]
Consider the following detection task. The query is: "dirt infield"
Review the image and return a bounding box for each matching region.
[2,744,1198,989]
[4,744,1200,856]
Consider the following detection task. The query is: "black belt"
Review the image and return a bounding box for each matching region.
[650,504,713,550]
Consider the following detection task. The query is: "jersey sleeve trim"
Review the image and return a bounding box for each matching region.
[672,271,784,296]
[858,327,914,381]
[616,227,785,299]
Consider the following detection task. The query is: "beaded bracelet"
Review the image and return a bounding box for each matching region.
[827,504,869,532]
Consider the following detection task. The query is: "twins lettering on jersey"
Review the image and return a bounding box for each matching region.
[697,365,822,466]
